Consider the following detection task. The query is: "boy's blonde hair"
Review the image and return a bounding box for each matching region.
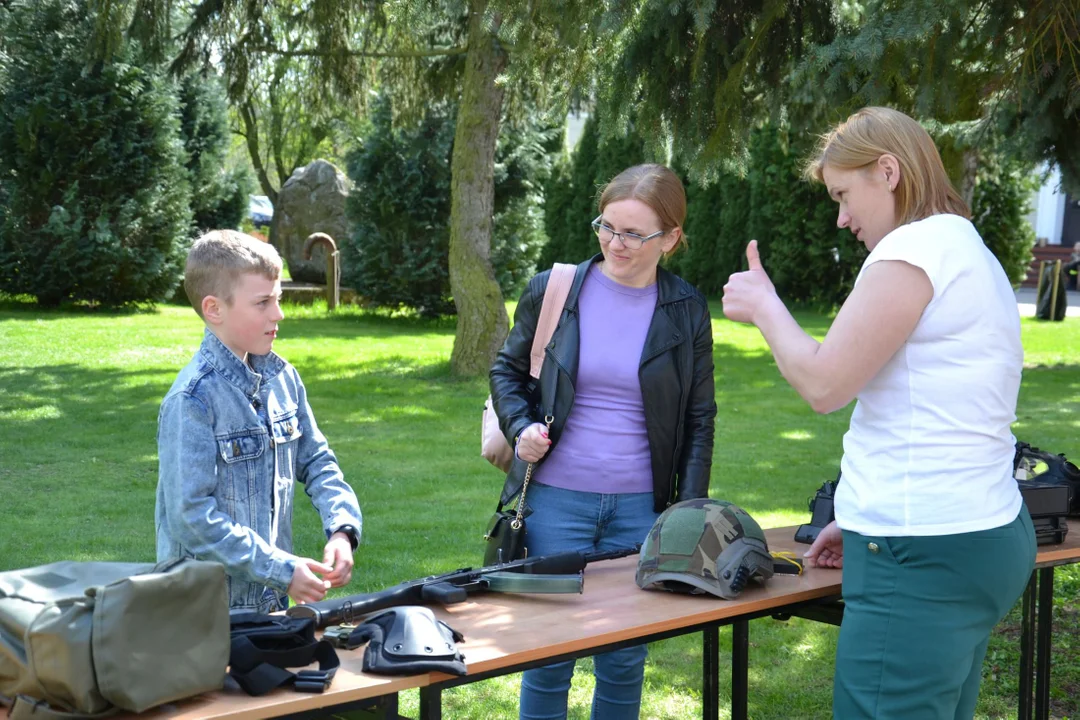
[805,106,970,226]
[184,230,283,318]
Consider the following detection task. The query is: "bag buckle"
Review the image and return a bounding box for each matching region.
[323,623,358,649]
[294,669,334,693]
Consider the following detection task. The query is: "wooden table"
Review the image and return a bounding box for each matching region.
[130,522,1080,720]
[417,526,841,720]
[126,666,417,719]
[1019,519,1080,720]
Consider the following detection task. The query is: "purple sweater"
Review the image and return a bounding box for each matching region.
[534,264,656,494]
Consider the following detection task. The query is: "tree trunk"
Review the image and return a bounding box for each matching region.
[239,99,278,205]
[448,0,509,377]
[960,149,979,210]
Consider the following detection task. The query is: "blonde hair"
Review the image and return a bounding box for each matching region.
[598,164,688,258]
[184,230,282,318]
[805,107,970,225]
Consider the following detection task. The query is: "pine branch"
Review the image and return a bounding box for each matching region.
[247,44,468,59]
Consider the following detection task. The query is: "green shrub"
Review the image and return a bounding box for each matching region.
[543,120,860,305]
[670,124,862,305]
[491,113,561,295]
[546,118,1038,305]
[971,154,1037,286]
[541,157,576,268]
[745,125,865,307]
[341,97,455,316]
[492,195,547,298]
[178,73,252,232]
[538,115,653,270]
[0,0,192,306]
[341,95,555,315]
[668,165,749,296]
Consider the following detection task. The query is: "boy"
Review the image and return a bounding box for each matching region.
[156,230,362,612]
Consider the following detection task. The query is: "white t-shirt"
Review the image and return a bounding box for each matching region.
[835,213,1024,537]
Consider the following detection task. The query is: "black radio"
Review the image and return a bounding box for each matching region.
[794,475,839,545]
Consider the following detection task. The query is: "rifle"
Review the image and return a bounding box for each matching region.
[287,545,640,629]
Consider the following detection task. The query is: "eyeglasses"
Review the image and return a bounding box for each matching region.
[590,216,667,250]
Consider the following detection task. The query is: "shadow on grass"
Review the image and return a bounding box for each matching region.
[6,317,1080,559]
[5,308,1080,718]
[0,364,172,436]
[279,305,457,341]
[0,295,165,319]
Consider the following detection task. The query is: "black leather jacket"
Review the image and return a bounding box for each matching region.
[489,255,716,512]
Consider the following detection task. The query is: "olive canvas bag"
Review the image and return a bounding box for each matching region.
[0,558,229,719]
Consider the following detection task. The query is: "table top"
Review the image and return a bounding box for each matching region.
[124,520,1080,719]
[1034,518,1080,567]
[434,525,841,678]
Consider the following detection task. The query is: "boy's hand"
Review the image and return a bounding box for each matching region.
[322,533,354,588]
[287,558,334,604]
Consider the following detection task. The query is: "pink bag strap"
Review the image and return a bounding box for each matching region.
[529,263,576,379]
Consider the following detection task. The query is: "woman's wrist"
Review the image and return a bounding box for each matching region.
[753,291,788,329]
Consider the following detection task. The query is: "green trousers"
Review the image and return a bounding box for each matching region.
[833,508,1035,719]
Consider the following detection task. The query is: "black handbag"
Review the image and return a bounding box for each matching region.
[483,504,527,566]
[483,435,546,565]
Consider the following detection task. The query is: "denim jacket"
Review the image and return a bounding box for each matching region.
[156,329,363,613]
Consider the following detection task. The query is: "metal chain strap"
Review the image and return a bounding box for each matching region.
[512,414,553,530]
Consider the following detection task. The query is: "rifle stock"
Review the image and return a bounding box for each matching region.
[287,545,640,628]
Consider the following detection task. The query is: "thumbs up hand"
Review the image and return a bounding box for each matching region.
[722,240,777,325]
[745,239,764,272]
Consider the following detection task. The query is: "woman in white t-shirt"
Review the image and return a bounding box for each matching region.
[722,106,1036,719]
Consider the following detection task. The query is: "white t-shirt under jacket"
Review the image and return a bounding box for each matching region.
[835,213,1024,537]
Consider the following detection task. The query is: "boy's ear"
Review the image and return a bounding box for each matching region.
[202,295,225,324]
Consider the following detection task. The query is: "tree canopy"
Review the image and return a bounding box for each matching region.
[797,0,1080,189]
[0,0,193,306]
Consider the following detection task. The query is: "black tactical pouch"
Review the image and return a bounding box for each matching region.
[228,613,340,695]
[1014,441,1080,516]
[794,473,839,545]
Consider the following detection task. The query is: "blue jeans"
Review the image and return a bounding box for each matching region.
[519,483,660,720]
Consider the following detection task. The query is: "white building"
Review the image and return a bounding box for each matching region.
[1029,165,1079,248]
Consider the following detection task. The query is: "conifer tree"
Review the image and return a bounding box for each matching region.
[799,0,1080,191]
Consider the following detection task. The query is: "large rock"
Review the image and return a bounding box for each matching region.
[270,159,352,284]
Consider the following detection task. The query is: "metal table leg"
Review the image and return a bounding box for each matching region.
[419,687,442,720]
[1019,572,1037,720]
[732,620,749,720]
[702,627,719,720]
[382,693,400,720]
[1035,567,1055,720]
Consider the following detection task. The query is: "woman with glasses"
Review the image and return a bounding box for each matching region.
[489,164,717,720]
[723,107,1035,719]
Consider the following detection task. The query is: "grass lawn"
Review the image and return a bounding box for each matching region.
[2,294,1080,719]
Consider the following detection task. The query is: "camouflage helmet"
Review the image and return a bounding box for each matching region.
[636,498,773,600]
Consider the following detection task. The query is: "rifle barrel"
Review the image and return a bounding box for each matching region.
[583,544,642,563]
[285,544,641,628]
[286,583,424,627]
